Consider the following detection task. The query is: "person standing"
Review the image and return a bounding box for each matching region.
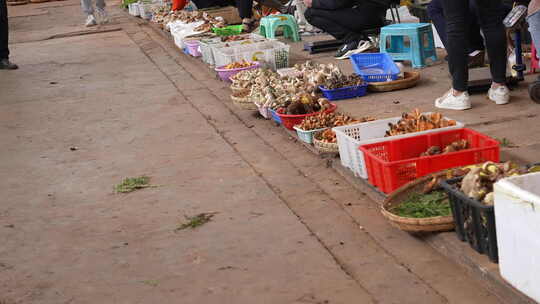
[0,0,17,70]
[435,0,509,110]
[81,0,109,27]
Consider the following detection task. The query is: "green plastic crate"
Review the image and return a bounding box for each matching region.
[212,25,244,36]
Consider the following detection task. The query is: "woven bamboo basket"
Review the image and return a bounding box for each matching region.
[230,85,250,95]
[381,171,455,233]
[231,94,257,111]
[368,71,421,92]
[313,137,339,154]
[7,0,29,5]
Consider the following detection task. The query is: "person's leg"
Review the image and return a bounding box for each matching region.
[96,0,105,10]
[0,0,9,60]
[528,11,540,54]
[441,0,469,92]
[235,0,253,19]
[304,8,349,41]
[467,0,485,53]
[81,0,94,16]
[474,0,506,84]
[427,0,448,48]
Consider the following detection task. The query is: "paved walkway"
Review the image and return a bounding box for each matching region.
[0,1,523,303]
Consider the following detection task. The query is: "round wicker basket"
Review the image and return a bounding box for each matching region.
[230,85,250,95]
[368,71,421,92]
[381,171,455,233]
[231,94,257,111]
[313,137,339,153]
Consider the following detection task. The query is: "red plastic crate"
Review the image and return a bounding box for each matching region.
[359,128,500,194]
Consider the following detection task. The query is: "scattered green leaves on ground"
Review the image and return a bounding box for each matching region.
[176,213,216,231]
[115,176,153,193]
[392,190,451,218]
[140,279,159,287]
[497,137,518,148]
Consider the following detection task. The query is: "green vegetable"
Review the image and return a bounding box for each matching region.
[176,213,216,231]
[392,190,451,218]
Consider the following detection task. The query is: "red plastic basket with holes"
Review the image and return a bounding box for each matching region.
[276,103,337,130]
[359,128,500,194]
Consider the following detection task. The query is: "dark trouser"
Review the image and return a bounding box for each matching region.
[428,0,484,53]
[192,0,233,9]
[442,0,506,91]
[236,0,253,19]
[304,3,386,43]
[0,0,9,59]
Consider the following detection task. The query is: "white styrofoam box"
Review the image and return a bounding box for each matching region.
[128,3,140,16]
[170,21,204,49]
[332,115,465,178]
[495,172,540,303]
[213,40,290,70]
[138,3,153,20]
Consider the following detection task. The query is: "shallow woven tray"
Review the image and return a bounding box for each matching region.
[7,0,29,5]
[230,85,250,95]
[368,71,421,92]
[381,171,455,233]
[231,94,257,111]
[313,137,339,154]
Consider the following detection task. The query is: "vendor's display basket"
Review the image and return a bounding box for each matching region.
[440,177,498,263]
[333,114,465,179]
[270,109,282,124]
[319,83,368,101]
[128,3,140,16]
[138,2,153,20]
[231,94,257,110]
[277,103,338,130]
[382,171,455,233]
[199,37,222,65]
[313,137,339,154]
[213,40,290,71]
[215,62,261,82]
[213,25,244,36]
[350,53,400,82]
[368,71,421,92]
[230,85,250,95]
[293,126,328,144]
[359,128,500,194]
[184,39,201,57]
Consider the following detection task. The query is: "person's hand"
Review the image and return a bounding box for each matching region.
[303,0,312,8]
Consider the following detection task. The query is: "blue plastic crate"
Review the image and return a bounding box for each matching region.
[350,53,400,82]
[269,109,282,124]
[319,83,368,101]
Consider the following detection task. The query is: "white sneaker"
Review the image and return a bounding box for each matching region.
[488,85,510,105]
[435,90,472,110]
[85,14,97,27]
[96,8,109,24]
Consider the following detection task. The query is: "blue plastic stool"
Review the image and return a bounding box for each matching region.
[259,14,301,42]
[379,23,437,68]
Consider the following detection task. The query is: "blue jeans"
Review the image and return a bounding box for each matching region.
[528,11,540,55]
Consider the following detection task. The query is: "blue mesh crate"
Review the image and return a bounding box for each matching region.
[350,53,400,82]
[319,83,368,101]
[269,109,282,124]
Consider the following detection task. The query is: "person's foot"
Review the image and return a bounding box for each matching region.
[335,40,359,58]
[85,14,97,27]
[468,50,485,68]
[488,84,510,105]
[435,89,471,110]
[242,18,256,33]
[0,58,18,70]
[96,8,109,24]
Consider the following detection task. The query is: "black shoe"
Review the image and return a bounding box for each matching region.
[335,40,359,58]
[0,58,18,70]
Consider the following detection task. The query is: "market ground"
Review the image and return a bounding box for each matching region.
[1,1,539,304]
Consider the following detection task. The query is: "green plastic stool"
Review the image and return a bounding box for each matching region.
[259,14,301,42]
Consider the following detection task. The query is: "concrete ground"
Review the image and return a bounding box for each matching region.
[1,1,538,304]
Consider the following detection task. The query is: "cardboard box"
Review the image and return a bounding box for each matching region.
[203,6,242,25]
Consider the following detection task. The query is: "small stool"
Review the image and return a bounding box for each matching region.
[379,23,437,68]
[260,14,301,42]
[531,43,539,73]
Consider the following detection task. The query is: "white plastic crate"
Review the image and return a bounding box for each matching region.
[128,3,140,16]
[332,115,465,178]
[199,34,266,66]
[138,3,153,20]
[494,172,540,303]
[213,40,290,71]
